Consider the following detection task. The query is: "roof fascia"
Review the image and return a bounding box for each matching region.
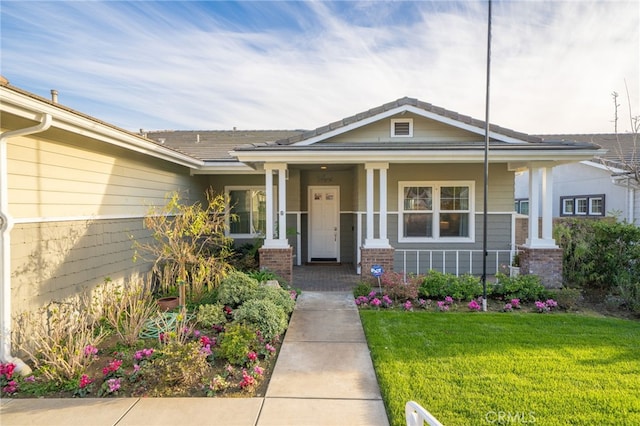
[292,104,527,146]
[1,87,203,169]
[233,148,603,164]
[191,162,260,175]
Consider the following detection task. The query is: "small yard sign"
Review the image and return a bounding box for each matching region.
[371,265,384,277]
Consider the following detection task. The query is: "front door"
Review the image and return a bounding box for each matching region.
[308,186,339,262]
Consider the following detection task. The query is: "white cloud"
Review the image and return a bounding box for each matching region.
[1,1,638,134]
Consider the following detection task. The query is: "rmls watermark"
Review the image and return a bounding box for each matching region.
[485,411,536,424]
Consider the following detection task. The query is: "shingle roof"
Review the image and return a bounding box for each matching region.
[537,134,638,168]
[146,130,304,161]
[268,96,544,146]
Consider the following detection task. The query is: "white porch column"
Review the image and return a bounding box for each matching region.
[526,165,539,247]
[364,162,391,248]
[263,163,289,249]
[365,165,374,242]
[525,164,557,248]
[540,166,556,244]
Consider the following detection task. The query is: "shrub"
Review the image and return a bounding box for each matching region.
[196,303,227,328]
[253,285,296,315]
[233,299,288,341]
[100,276,158,346]
[353,282,373,298]
[547,287,583,311]
[419,270,451,299]
[554,218,640,290]
[614,272,640,313]
[419,271,483,301]
[246,269,279,283]
[141,341,210,395]
[492,273,546,302]
[379,271,420,301]
[219,323,258,365]
[217,270,260,307]
[15,298,108,383]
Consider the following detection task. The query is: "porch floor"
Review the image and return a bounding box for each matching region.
[292,263,361,291]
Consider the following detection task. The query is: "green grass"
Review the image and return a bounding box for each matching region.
[360,311,640,426]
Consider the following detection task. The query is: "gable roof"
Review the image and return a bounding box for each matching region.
[268,96,543,146]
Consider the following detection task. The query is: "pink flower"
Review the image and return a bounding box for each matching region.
[504,303,513,312]
[403,300,413,311]
[201,336,212,347]
[510,298,521,308]
[193,330,201,338]
[265,343,276,354]
[247,351,258,362]
[239,369,256,389]
[83,345,98,357]
[254,366,264,376]
[0,362,16,380]
[2,380,17,394]
[24,375,35,383]
[468,300,481,311]
[383,295,393,307]
[102,359,123,376]
[444,296,454,304]
[546,299,558,308]
[200,344,212,356]
[370,298,382,307]
[79,374,93,389]
[106,378,121,393]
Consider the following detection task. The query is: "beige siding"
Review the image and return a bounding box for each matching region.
[325,113,480,144]
[11,218,154,314]
[7,133,203,218]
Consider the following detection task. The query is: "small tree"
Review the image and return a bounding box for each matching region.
[610,82,639,186]
[134,189,235,306]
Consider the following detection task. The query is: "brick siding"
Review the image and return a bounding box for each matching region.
[259,247,293,285]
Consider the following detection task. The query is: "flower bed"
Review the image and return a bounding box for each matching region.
[3,271,296,399]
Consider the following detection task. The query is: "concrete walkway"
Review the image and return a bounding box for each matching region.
[0,292,389,426]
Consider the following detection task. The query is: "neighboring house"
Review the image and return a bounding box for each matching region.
[1,77,602,369]
[515,134,639,225]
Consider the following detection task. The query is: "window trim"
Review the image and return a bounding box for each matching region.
[560,194,605,217]
[390,118,413,138]
[225,186,276,238]
[398,180,475,243]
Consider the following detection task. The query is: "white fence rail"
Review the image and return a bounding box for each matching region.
[396,249,516,278]
[405,401,444,426]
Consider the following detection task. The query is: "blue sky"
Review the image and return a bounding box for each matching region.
[1,1,638,134]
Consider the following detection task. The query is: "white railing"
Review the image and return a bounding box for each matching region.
[396,249,516,279]
[405,401,444,426]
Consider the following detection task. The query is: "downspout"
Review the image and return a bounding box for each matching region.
[0,113,52,375]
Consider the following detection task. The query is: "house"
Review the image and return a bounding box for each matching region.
[1,77,602,371]
[515,134,639,225]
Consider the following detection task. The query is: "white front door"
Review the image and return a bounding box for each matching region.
[308,186,340,261]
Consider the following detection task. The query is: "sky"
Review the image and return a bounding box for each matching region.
[1,0,638,135]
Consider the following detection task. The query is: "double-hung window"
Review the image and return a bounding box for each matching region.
[560,194,605,217]
[226,186,276,237]
[399,181,474,242]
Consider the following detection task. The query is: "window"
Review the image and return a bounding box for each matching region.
[515,199,529,215]
[226,187,276,237]
[562,198,574,215]
[589,197,603,215]
[391,118,413,137]
[560,194,605,217]
[399,181,474,241]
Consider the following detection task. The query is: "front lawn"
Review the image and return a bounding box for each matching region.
[360,311,640,426]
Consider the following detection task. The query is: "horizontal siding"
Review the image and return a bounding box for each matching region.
[326,113,480,143]
[7,134,204,219]
[11,218,155,314]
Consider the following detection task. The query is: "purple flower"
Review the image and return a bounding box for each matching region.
[24,375,35,383]
[510,298,521,308]
[403,300,413,311]
[382,295,393,307]
[468,300,481,311]
[106,378,121,393]
[370,298,382,307]
[254,366,264,376]
[546,299,558,308]
[444,296,454,304]
[535,301,547,312]
[504,303,513,312]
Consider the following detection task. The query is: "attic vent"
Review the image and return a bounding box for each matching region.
[391,118,413,137]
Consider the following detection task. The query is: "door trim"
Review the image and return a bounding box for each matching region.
[307,185,340,263]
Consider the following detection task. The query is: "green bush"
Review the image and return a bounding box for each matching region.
[219,323,258,365]
[196,303,227,328]
[253,285,295,315]
[555,218,640,290]
[492,273,546,302]
[614,272,640,314]
[246,269,279,283]
[217,270,259,307]
[233,299,288,341]
[353,282,373,298]
[548,287,583,310]
[419,271,483,301]
[142,341,210,395]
